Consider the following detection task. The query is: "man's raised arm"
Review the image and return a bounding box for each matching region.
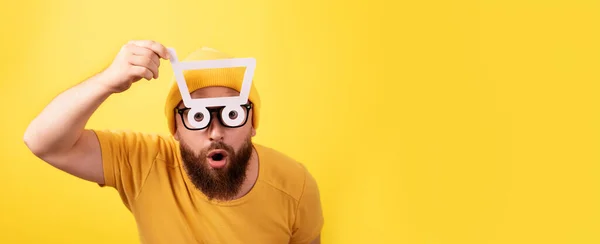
[23,40,170,184]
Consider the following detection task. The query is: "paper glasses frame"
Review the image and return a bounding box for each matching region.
[167,47,256,129]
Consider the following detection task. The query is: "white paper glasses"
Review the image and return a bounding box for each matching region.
[168,48,256,130]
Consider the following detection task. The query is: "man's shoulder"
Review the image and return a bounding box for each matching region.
[254,143,316,202]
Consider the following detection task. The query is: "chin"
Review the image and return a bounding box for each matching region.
[178,137,254,200]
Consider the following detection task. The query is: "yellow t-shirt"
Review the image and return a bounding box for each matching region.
[93,129,324,244]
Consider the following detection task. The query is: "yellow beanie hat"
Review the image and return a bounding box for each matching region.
[164,47,261,135]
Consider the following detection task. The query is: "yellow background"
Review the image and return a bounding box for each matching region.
[1,0,599,243]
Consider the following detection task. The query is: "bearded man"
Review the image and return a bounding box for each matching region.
[23,40,324,244]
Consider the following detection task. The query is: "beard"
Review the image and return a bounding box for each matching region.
[179,137,253,201]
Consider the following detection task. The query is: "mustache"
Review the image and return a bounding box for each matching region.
[199,141,235,156]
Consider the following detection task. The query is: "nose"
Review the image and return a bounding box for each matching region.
[207,115,225,141]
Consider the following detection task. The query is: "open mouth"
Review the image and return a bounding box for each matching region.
[208,150,228,160]
[207,149,229,168]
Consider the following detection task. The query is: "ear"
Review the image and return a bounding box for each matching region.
[174,130,180,141]
[173,113,181,141]
[173,121,181,141]
[251,127,256,137]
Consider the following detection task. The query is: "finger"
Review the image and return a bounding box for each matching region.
[129,40,170,60]
[128,44,153,57]
[128,45,160,70]
[131,66,154,81]
[128,55,158,74]
[128,55,159,79]
[150,53,160,69]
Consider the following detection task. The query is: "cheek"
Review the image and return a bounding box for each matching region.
[179,131,210,148]
[226,129,252,146]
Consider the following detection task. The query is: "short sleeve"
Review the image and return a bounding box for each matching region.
[92,129,165,208]
[290,168,324,244]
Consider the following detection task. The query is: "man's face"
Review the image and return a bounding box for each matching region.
[174,86,256,201]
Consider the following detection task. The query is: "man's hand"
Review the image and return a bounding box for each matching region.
[97,40,171,94]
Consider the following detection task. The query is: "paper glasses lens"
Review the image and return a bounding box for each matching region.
[221,106,246,127]
[187,107,210,129]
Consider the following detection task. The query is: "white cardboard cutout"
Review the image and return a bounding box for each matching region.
[167,47,256,129]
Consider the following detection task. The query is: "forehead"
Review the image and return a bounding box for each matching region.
[190,86,240,99]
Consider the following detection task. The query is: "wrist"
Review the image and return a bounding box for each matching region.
[84,72,118,97]
[88,71,119,95]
